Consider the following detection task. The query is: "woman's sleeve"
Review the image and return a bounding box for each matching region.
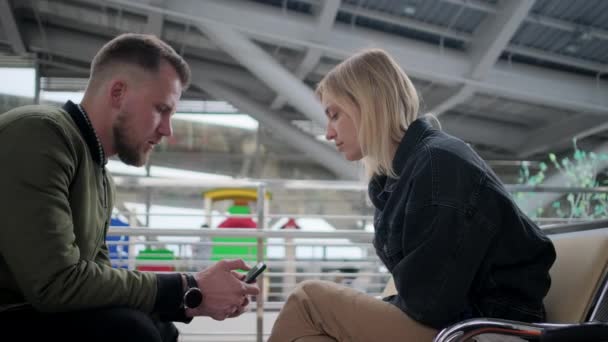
[388,203,498,329]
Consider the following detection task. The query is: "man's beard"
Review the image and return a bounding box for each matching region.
[113,112,148,167]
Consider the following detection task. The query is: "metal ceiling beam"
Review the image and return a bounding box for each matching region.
[339,1,606,75]
[505,45,608,74]
[25,24,274,100]
[567,122,608,145]
[22,23,356,179]
[440,114,527,150]
[96,0,607,77]
[270,0,340,110]
[515,113,607,158]
[0,0,26,55]
[17,1,272,97]
[339,3,470,42]
[147,0,469,82]
[37,59,89,74]
[193,80,360,180]
[482,62,606,113]
[443,0,608,42]
[122,0,608,115]
[144,12,163,36]
[28,0,327,102]
[443,0,608,140]
[18,0,608,159]
[426,86,474,116]
[192,20,326,128]
[24,0,218,50]
[429,0,535,116]
[470,0,535,80]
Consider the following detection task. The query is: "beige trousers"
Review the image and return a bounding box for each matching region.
[268,280,438,342]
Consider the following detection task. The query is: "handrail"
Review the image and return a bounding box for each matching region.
[107,220,608,238]
[106,240,375,247]
[541,218,608,235]
[107,227,374,240]
[112,175,608,194]
[113,213,375,220]
[504,185,608,194]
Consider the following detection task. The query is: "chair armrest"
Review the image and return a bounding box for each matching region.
[433,318,569,342]
[540,322,608,342]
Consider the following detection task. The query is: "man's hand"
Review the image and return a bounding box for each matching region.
[185,259,260,320]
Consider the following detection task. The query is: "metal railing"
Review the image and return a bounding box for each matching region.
[106,219,608,341]
[107,177,608,341]
[106,226,385,342]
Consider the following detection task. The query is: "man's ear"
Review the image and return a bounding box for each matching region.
[109,79,127,109]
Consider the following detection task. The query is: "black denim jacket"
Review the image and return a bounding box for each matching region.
[369,118,556,330]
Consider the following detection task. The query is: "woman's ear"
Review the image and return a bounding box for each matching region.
[108,79,127,110]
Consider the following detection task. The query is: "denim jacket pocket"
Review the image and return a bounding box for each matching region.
[384,226,405,266]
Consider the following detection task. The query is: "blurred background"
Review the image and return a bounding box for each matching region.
[1,0,607,340]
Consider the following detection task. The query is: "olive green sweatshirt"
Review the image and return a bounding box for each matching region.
[0,101,185,320]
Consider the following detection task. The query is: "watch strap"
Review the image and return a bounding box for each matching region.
[182,273,203,309]
[185,273,198,289]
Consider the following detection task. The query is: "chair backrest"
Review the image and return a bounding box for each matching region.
[544,227,608,323]
[379,227,608,324]
[381,276,397,297]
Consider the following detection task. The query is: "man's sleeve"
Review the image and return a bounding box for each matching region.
[387,204,498,329]
[0,116,183,315]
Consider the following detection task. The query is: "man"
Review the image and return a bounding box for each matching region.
[0,33,259,341]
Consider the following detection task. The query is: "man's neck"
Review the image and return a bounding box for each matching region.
[80,97,115,158]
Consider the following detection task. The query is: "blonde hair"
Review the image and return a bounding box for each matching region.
[316,48,420,179]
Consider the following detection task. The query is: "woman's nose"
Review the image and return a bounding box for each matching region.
[325,125,336,141]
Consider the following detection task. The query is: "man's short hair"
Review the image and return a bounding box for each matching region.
[90,33,191,88]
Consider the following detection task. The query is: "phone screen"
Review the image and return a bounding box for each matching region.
[244,262,267,283]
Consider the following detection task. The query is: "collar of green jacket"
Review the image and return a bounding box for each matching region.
[62,100,106,166]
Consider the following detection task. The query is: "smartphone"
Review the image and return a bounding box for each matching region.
[244,262,267,283]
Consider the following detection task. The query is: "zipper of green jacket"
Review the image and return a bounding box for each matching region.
[102,167,107,209]
[98,166,109,253]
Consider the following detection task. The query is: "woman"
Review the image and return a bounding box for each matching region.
[268,49,556,342]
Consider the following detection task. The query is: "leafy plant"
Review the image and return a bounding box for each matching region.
[516,138,608,220]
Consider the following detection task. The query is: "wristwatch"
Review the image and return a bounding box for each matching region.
[183,274,203,309]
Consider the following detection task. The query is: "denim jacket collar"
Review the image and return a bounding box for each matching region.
[369,118,433,207]
[391,118,433,176]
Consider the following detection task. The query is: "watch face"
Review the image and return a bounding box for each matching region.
[185,288,203,309]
